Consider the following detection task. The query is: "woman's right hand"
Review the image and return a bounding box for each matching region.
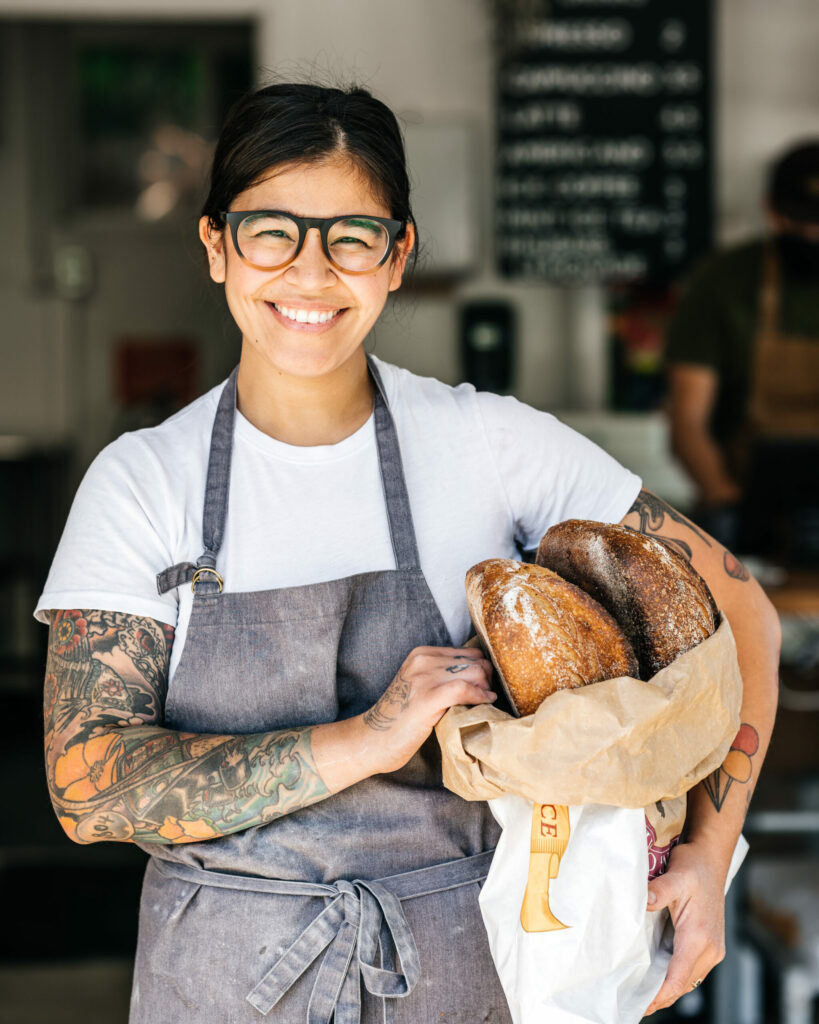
[361,646,496,774]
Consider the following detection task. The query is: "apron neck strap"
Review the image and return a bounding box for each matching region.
[366,354,422,571]
[200,365,239,562]
[197,356,421,572]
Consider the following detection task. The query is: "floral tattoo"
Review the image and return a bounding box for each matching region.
[703,723,760,813]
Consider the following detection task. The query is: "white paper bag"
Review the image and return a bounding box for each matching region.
[479,795,749,1024]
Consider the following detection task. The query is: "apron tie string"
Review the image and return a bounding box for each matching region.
[246,877,420,1022]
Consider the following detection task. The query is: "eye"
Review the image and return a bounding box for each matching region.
[334,234,373,248]
[239,214,297,242]
[330,219,385,244]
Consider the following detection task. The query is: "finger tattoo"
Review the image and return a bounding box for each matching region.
[445,664,468,674]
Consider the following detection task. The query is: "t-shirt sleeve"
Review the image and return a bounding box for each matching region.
[665,253,729,369]
[473,391,642,552]
[34,435,181,627]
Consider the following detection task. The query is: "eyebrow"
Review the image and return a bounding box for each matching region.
[336,217,383,231]
[241,210,384,224]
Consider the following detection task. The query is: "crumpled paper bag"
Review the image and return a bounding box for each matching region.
[436,616,742,811]
[435,615,745,1024]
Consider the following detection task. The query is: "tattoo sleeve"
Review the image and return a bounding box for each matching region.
[44,610,329,845]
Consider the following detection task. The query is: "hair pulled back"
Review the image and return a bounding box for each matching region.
[201,82,415,250]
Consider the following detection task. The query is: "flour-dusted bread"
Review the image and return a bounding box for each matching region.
[535,520,718,679]
[465,559,639,716]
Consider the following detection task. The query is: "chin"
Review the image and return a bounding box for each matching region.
[243,337,364,381]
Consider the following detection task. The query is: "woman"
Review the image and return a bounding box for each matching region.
[39,83,779,1023]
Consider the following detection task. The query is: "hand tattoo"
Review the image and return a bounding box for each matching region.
[363,674,412,731]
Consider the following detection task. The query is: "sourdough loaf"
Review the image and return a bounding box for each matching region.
[465,559,638,716]
[535,520,718,679]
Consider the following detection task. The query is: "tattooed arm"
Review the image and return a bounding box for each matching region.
[44,610,495,845]
[619,490,780,1013]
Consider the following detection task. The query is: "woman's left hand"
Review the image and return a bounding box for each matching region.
[643,839,728,1014]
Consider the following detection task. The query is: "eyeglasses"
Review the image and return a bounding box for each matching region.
[221,210,406,274]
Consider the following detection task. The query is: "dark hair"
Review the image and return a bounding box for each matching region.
[201,82,416,256]
[767,140,819,225]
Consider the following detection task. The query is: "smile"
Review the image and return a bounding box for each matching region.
[271,303,342,324]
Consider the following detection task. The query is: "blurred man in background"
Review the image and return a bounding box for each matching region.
[666,141,819,564]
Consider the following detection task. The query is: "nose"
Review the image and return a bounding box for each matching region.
[284,227,336,286]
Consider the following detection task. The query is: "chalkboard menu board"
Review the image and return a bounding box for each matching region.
[496,0,712,284]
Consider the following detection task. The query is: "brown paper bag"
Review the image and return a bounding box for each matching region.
[436,616,742,821]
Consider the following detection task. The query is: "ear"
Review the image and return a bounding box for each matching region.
[199,215,227,283]
[388,222,416,292]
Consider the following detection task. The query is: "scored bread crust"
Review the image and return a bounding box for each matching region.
[535,520,718,679]
[466,559,639,716]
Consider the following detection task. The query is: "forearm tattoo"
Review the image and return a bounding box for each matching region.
[44,610,329,845]
[626,489,750,581]
[702,723,760,814]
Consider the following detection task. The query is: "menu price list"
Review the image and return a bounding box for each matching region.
[496,0,712,284]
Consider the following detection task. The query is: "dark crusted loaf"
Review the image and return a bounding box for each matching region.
[535,520,718,679]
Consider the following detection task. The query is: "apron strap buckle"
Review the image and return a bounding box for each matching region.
[191,566,224,594]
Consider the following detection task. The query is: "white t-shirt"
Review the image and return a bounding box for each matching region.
[36,357,641,682]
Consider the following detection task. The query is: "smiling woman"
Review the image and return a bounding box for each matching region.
[36,81,779,1024]
[199,152,413,430]
[195,101,417,441]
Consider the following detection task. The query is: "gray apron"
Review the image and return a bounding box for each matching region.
[132,358,510,1023]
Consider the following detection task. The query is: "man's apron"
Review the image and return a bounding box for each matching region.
[131,358,509,1023]
[737,245,819,559]
[747,243,819,439]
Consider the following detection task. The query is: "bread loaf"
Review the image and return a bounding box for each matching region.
[465,559,639,716]
[535,520,718,679]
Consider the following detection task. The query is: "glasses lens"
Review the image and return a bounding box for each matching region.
[327,218,390,271]
[236,213,299,268]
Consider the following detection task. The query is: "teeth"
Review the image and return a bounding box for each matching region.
[274,304,340,324]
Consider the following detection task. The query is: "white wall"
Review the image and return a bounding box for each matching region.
[717,0,819,243]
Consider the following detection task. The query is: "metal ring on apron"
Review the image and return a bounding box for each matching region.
[191,566,224,593]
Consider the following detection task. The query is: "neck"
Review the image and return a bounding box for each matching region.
[235,344,374,446]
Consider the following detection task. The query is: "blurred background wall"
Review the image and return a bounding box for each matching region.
[2,0,817,464]
[0,1,817,1022]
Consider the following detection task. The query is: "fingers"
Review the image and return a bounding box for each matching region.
[643,852,726,1014]
[647,901,724,1011]
[644,943,721,1014]
[646,872,678,913]
[398,646,496,713]
[403,647,494,689]
[411,645,486,659]
[644,941,703,1013]
[434,661,496,704]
